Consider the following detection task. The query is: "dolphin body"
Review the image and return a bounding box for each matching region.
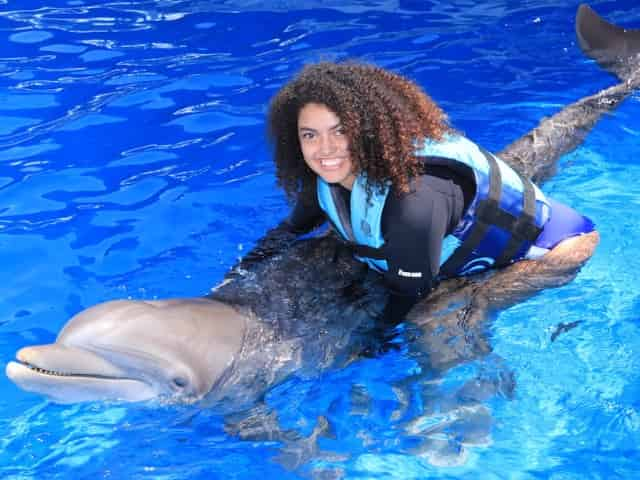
[5,4,639,407]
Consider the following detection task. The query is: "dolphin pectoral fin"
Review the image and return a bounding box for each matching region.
[272,416,337,471]
[224,402,284,441]
[404,277,494,372]
[403,373,495,466]
[576,4,640,80]
[407,401,493,467]
[224,402,336,471]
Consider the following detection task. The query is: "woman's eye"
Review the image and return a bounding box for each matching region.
[300,132,314,140]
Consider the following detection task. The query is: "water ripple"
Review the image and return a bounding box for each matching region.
[2,5,155,33]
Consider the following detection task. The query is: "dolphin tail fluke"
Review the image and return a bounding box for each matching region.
[576,4,640,81]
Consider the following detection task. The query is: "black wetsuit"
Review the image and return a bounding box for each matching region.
[286,164,475,323]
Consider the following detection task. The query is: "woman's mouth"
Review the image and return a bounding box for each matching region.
[319,158,344,169]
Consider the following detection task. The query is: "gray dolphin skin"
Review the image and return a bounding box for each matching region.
[5,4,638,406]
[574,4,640,80]
[500,4,640,185]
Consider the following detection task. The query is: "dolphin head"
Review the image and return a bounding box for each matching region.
[6,298,246,404]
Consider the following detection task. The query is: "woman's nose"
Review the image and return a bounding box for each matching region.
[318,134,336,155]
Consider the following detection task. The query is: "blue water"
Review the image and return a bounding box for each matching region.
[1,0,639,478]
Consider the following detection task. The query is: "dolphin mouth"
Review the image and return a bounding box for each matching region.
[10,359,132,381]
[10,343,135,380]
[6,344,158,403]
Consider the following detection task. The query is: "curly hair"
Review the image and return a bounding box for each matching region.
[267,61,450,204]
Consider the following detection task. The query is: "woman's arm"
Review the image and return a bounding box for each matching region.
[380,173,465,324]
[230,193,326,273]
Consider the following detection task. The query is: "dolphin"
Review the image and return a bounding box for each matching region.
[6,299,247,404]
[575,3,640,81]
[5,4,639,406]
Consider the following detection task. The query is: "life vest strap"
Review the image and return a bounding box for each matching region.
[496,176,543,265]
[322,141,545,277]
[439,147,542,276]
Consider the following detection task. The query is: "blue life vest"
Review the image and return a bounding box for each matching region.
[316,134,551,278]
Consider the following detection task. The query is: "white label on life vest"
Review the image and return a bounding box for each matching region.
[398,269,422,278]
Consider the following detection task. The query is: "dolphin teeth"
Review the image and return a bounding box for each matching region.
[24,362,71,377]
[21,361,128,381]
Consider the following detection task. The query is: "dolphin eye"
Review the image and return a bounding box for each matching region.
[172,377,188,389]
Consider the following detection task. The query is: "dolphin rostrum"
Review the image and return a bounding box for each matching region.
[5,4,637,406]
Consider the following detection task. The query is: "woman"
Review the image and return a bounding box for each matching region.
[263,61,598,323]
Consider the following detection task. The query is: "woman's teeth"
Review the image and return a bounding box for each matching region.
[321,159,341,168]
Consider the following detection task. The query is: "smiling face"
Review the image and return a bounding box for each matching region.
[297,102,357,190]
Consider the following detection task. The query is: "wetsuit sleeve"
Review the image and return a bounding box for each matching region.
[236,192,326,268]
[380,174,465,323]
[287,193,326,234]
